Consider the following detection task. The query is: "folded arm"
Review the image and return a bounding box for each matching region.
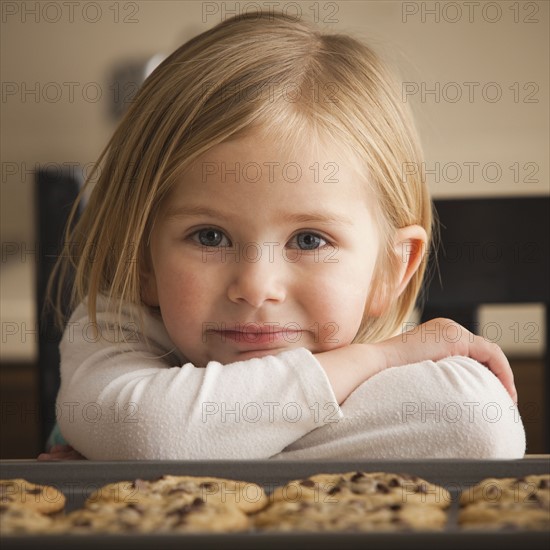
[56,300,343,460]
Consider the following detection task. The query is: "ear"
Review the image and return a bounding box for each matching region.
[367,225,428,316]
[392,224,428,298]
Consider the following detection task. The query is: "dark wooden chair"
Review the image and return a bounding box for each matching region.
[35,167,82,448]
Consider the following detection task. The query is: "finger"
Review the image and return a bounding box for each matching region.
[37,453,57,461]
[472,340,517,401]
[486,355,516,401]
[55,450,86,460]
[50,444,72,453]
[37,452,73,461]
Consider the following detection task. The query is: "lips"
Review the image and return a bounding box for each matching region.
[208,326,304,346]
[210,325,295,334]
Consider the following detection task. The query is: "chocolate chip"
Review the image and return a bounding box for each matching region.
[199,482,215,490]
[350,472,364,482]
[25,488,42,495]
[389,504,402,511]
[376,483,390,494]
[389,478,401,488]
[415,484,427,494]
[169,504,192,518]
[169,499,204,515]
[300,479,315,488]
[328,487,341,495]
[539,479,549,489]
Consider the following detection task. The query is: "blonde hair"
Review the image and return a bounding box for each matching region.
[50,11,434,344]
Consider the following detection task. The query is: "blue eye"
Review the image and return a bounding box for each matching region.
[192,228,230,247]
[291,232,328,251]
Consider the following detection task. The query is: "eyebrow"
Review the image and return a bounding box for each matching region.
[165,204,354,226]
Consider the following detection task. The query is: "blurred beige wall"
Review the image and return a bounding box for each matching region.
[1,0,549,361]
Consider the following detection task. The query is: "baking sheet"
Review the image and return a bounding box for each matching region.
[1,458,549,549]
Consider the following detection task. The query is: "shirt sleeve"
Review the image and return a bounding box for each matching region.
[271,356,526,460]
[56,298,343,460]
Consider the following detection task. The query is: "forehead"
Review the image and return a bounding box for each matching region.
[169,132,373,209]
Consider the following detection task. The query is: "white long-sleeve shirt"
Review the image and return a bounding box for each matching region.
[56,296,526,460]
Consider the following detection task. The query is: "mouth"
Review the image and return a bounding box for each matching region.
[210,329,304,346]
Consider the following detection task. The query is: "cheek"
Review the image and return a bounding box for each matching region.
[155,267,208,329]
[299,268,371,348]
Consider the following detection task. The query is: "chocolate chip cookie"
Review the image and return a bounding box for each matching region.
[62,495,250,534]
[460,474,550,508]
[0,479,65,514]
[459,501,550,530]
[253,498,448,532]
[87,475,268,514]
[0,504,59,535]
[269,471,451,508]
[459,474,550,531]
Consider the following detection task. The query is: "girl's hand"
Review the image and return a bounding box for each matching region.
[376,318,518,404]
[37,444,86,461]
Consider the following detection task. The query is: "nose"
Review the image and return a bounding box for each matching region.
[226,250,286,308]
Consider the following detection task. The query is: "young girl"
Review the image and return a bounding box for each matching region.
[39,11,524,461]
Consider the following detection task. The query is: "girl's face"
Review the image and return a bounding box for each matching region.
[143,132,381,367]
